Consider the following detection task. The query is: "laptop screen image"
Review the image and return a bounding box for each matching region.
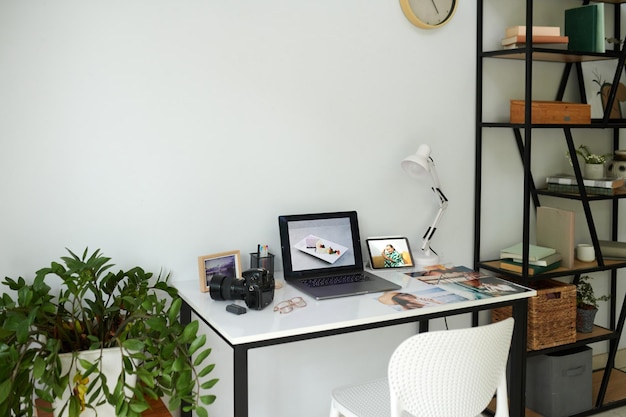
[279,211,362,278]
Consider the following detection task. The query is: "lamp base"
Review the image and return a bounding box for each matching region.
[413,249,440,267]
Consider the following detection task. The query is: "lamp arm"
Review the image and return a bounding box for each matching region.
[420,200,448,251]
[420,161,449,252]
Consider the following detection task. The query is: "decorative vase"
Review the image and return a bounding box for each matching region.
[607,158,626,179]
[584,163,604,180]
[576,307,598,333]
[52,347,137,417]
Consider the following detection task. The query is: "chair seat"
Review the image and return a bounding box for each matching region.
[330,378,487,417]
[331,378,390,417]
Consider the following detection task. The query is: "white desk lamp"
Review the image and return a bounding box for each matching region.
[401,144,449,266]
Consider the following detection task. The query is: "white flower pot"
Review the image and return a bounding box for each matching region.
[52,347,137,417]
[584,163,604,180]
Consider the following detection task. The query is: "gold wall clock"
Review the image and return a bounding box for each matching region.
[400,0,458,29]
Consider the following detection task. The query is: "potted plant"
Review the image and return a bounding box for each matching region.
[0,248,218,417]
[571,145,612,180]
[575,275,610,333]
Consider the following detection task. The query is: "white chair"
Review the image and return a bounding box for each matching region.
[329,317,515,417]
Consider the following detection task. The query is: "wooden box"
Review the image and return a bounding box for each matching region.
[492,279,576,351]
[510,100,591,124]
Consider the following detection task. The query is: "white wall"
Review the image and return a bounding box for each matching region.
[1,1,625,416]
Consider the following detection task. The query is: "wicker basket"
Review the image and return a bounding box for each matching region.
[492,279,576,351]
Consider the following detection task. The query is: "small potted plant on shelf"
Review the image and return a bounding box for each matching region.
[0,248,218,417]
[568,145,612,180]
[575,275,610,333]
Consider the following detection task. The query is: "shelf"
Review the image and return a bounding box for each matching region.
[483,48,618,63]
[480,259,626,282]
[477,1,626,415]
[536,188,626,200]
[482,120,626,128]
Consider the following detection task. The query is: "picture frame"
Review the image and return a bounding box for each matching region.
[365,237,414,269]
[198,250,242,292]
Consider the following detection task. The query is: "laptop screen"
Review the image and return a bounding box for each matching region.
[278,211,364,279]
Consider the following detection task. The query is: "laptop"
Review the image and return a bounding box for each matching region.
[278,211,402,300]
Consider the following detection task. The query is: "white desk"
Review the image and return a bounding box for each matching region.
[175,269,536,417]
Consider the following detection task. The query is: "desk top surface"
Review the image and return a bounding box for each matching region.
[174,266,536,346]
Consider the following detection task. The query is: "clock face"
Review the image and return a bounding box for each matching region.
[400,0,458,29]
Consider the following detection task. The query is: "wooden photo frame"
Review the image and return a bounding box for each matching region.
[198,250,242,293]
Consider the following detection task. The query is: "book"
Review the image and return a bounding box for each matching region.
[505,25,561,37]
[501,35,569,46]
[565,3,605,53]
[510,252,562,267]
[536,206,575,268]
[599,240,626,259]
[500,243,556,262]
[503,43,568,50]
[500,259,562,275]
[546,173,624,189]
[546,183,623,196]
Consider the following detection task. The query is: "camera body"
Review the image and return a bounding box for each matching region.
[209,268,274,310]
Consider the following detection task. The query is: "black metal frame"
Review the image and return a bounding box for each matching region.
[475,0,626,415]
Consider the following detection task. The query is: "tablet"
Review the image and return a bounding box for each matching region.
[365,237,414,269]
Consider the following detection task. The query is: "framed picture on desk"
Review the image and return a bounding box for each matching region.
[366,236,414,269]
[198,250,242,292]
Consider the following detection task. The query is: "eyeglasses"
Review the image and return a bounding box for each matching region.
[273,297,307,314]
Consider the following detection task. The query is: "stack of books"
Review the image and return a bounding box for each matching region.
[499,242,562,275]
[545,173,625,196]
[501,25,568,49]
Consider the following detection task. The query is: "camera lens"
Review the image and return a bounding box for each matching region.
[208,274,246,301]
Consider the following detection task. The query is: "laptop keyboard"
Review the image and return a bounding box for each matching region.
[301,274,372,288]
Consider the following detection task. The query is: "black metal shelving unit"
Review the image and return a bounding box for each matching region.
[476,1,626,416]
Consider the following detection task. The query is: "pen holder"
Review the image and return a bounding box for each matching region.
[250,253,275,277]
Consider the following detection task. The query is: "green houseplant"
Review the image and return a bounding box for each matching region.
[566,145,612,180]
[0,248,218,417]
[575,275,610,333]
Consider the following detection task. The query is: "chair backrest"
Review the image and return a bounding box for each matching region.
[387,317,514,417]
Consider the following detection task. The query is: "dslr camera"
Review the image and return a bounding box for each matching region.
[209,268,274,310]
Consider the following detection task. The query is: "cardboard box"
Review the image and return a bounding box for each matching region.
[510,100,591,124]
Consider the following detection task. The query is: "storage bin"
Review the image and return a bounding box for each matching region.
[492,279,576,350]
[526,346,592,417]
[510,100,591,124]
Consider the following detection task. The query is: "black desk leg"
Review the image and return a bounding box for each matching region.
[180,302,192,417]
[233,346,249,417]
[509,299,528,417]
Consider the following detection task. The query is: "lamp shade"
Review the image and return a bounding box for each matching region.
[401,144,431,178]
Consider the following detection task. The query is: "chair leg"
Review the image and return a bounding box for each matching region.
[329,400,341,417]
[494,373,509,417]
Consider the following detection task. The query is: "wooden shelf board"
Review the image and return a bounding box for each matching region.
[536,187,626,199]
[480,259,626,280]
[577,326,613,343]
[483,50,617,63]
